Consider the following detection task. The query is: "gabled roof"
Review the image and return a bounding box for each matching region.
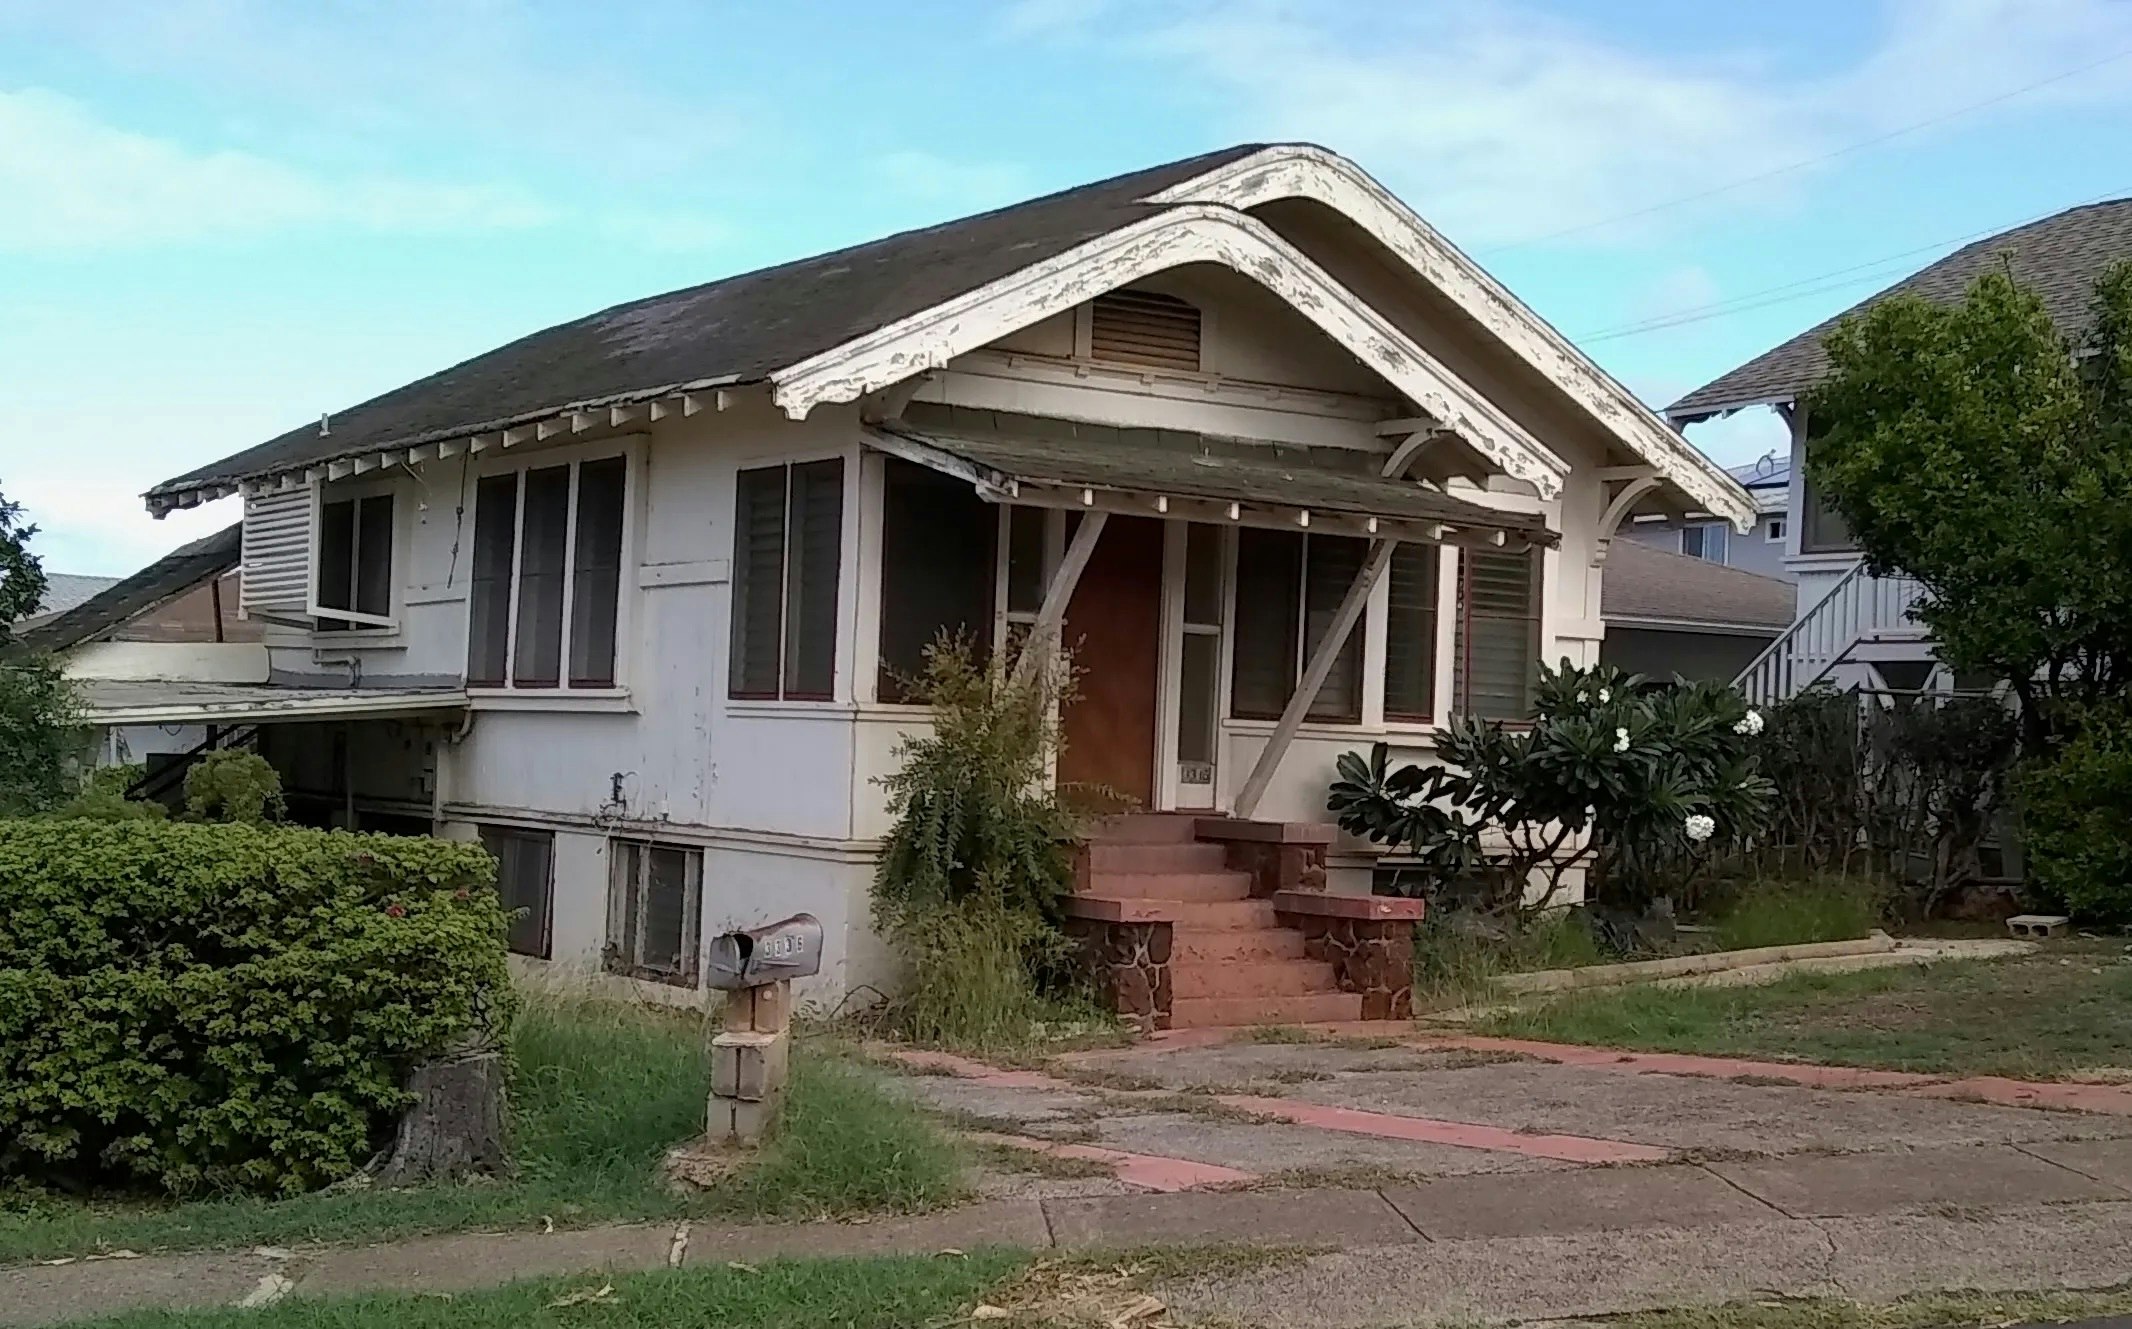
[19,523,240,654]
[18,573,122,627]
[1601,538,1792,633]
[1671,198,2132,421]
[149,143,1752,528]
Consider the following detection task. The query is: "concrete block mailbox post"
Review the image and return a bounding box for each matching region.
[704,912,822,1144]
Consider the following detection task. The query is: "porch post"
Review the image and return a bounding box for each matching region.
[1008,510,1109,690]
[1233,538,1399,820]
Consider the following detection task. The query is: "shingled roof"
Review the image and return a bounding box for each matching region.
[1669,197,2132,421]
[147,146,1263,505]
[1601,538,1792,633]
[19,524,240,654]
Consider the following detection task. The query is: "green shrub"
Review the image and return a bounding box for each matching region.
[1711,877,1887,951]
[2019,708,2132,922]
[873,638,1085,1046]
[183,749,286,825]
[49,764,166,822]
[0,657,80,816]
[0,820,511,1196]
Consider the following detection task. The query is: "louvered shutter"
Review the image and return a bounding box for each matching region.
[1455,548,1541,721]
[240,487,314,621]
[1090,290,1202,371]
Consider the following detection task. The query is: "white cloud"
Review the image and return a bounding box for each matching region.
[869,150,1032,209]
[1066,0,2132,249]
[0,88,553,253]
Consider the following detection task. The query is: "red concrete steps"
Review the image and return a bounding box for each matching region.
[1083,871,1253,903]
[1087,842,1230,873]
[1171,958,1340,999]
[1173,928,1310,962]
[1169,992,1365,1029]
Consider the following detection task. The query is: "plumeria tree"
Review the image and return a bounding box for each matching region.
[1329,662,1772,917]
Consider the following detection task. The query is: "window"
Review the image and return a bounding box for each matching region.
[1800,479,1855,553]
[1176,523,1222,790]
[313,493,394,629]
[1230,529,1364,723]
[876,458,993,701]
[1454,546,1541,721]
[1766,517,1787,543]
[730,459,843,700]
[1681,522,1728,562]
[1382,543,1441,721]
[480,825,554,959]
[1090,289,1202,371]
[605,840,701,986]
[466,455,629,690]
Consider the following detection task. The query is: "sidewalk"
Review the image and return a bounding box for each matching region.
[9,1143,2132,1326]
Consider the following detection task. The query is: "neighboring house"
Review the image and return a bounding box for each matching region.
[130,143,1752,1007]
[1670,196,2132,703]
[1618,453,1791,582]
[14,572,122,633]
[1598,538,1791,683]
[20,524,264,767]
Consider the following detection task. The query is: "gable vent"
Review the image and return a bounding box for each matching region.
[240,486,313,621]
[1090,289,1202,372]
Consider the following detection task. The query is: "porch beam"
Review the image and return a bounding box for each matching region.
[1008,510,1109,690]
[1233,537,1399,819]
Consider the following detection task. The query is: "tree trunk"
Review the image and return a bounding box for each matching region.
[370,1039,509,1187]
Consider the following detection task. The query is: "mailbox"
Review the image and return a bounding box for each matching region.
[706,913,823,991]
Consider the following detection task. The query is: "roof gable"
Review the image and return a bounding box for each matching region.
[1671,197,2132,420]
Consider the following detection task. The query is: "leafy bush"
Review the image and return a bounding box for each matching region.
[183,749,286,825]
[2018,706,2132,922]
[0,820,511,1197]
[49,764,166,822]
[873,638,1082,1043]
[0,657,80,817]
[1331,661,1771,916]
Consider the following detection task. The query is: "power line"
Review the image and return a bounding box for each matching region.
[1485,44,2132,255]
[1576,186,2131,345]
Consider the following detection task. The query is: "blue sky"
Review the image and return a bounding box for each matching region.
[5,0,2131,574]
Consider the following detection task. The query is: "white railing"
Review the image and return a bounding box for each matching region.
[1734,561,1927,705]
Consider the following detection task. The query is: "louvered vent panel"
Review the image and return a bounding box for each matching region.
[240,487,313,619]
[1090,290,1202,371]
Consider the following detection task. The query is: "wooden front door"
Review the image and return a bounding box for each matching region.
[1058,516,1163,807]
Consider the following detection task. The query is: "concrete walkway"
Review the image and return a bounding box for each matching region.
[9,1145,2132,1325]
[13,1032,2132,1326]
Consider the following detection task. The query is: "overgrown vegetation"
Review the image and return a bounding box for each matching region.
[1707,876,1887,952]
[0,820,510,1198]
[0,482,81,817]
[1332,661,1771,918]
[181,748,287,824]
[0,992,966,1263]
[871,638,1095,1052]
[1483,941,2132,1078]
[2017,704,2132,922]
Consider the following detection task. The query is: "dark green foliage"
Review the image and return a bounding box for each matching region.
[0,656,81,815]
[1755,687,2018,911]
[1806,262,2132,749]
[1331,662,1771,915]
[0,483,45,640]
[2018,705,2132,921]
[0,820,511,1197]
[183,749,286,825]
[49,764,166,822]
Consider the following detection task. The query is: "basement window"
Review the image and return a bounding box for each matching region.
[1090,289,1203,372]
[479,825,554,959]
[605,840,701,987]
[312,493,395,630]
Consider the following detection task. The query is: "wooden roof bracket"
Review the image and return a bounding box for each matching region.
[1593,467,1662,567]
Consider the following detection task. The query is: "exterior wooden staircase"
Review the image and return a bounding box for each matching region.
[1064,814,1422,1030]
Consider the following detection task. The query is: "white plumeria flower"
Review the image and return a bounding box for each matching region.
[1733,710,1764,736]
[1612,727,1630,753]
[1598,688,1611,703]
[1684,814,1716,843]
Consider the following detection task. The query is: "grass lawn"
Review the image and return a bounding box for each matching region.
[79,1252,1031,1329]
[0,994,965,1266]
[1481,941,2132,1078]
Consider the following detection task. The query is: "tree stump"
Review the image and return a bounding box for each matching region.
[370,1038,509,1186]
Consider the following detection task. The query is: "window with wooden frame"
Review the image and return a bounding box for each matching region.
[1453,546,1542,722]
[605,840,701,987]
[875,458,993,702]
[312,492,395,630]
[729,459,843,700]
[1230,528,1364,723]
[479,825,554,959]
[1381,543,1441,722]
[465,453,629,690]
[1089,289,1202,372]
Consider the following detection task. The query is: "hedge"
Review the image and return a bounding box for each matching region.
[0,820,511,1197]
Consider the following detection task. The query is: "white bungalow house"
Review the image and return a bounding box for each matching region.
[1670,195,2132,705]
[123,144,1752,1019]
